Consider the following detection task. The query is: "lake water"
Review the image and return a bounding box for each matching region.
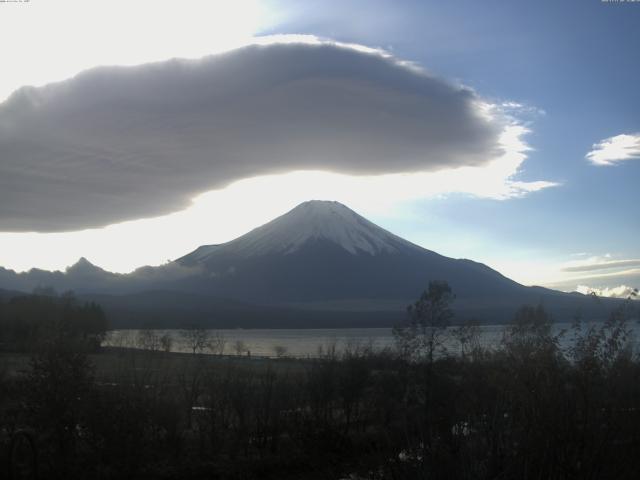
[104,321,640,358]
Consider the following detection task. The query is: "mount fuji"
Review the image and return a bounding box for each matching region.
[177,200,524,305]
[0,201,619,327]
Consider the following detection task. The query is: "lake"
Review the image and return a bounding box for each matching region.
[104,321,640,358]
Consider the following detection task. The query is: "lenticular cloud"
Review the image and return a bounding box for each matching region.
[0,40,504,232]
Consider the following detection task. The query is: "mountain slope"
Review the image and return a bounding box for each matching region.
[174,201,618,322]
[175,201,521,303]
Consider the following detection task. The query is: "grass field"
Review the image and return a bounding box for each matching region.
[2,347,308,383]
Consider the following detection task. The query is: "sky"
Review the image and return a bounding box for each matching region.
[0,0,638,296]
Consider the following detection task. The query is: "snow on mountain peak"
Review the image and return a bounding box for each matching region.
[216,200,418,258]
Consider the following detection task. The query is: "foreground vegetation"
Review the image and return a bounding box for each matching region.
[1,287,639,479]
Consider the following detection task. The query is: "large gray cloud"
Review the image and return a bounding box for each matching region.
[0,41,503,232]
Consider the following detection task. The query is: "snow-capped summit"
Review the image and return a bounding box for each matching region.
[182,200,420,264]
[233,200,419,257]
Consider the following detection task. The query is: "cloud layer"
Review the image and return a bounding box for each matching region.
[575,284,638,300]
[586,133,640,166]
[563,258,640,273]
[543,254,640,295]
[0,40,504,232]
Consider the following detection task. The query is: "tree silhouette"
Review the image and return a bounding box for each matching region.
[393,280,455,362]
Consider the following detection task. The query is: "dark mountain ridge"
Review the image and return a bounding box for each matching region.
[0,201,624,327]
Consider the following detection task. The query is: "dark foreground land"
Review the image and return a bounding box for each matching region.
[1,291,640,479]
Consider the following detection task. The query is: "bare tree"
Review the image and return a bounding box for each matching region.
[160,333,173,353]
[452,319,482,358]
[234,340,246,356]
[273,345,288,358]
[209,332,226,356]
[181,327,211,355]
[393,280,454,362]
[136,329,160,352]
